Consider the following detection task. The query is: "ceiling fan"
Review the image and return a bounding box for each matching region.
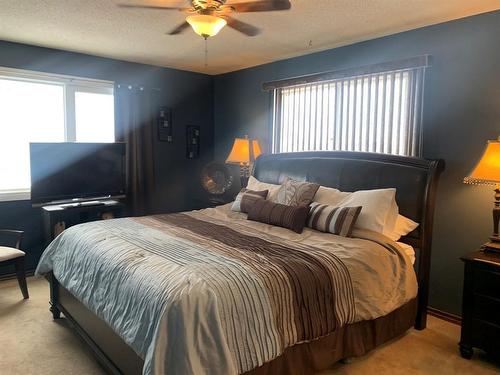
[118,0,292,39]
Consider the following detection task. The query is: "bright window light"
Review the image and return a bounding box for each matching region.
[0,68,115,200]
[75,92,115,142]
[272,67,426,157]
[0,79,65,191]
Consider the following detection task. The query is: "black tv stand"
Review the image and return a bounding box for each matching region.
[41,200,125,245]
[79,201,106,207]
[58,200,107,208]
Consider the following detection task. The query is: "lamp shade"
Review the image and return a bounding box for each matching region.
[252,139,262,160]
[464,139,500,185]
[226,137,262,164]
[186,15,227,38]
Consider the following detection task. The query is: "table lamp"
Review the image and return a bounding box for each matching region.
[226,135,262,187]
[464,137,500,252]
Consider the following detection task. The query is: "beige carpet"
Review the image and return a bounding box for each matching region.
[1,277,498,375]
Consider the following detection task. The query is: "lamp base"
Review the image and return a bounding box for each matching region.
[239,163,250,188]
[490,234,500,242]
[482,240,500,254]
[485,191,500,253]
[240,176,249,188]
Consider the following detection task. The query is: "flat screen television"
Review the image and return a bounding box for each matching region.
[30,142,126,206]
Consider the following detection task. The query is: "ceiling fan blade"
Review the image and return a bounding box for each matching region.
[228,0,291,13]
[166,21,191,35]
[117,4,186,11]
[225,17,261,37]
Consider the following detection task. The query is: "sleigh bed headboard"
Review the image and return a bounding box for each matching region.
[253,151,445,329]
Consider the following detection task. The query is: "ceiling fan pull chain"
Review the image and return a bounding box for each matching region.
[204,37,208,68]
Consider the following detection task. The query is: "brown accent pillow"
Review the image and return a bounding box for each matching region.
[232,189,268,213]
[247,199,309,234]
[273,177,320,206]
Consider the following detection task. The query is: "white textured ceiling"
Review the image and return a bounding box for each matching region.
[0,0,498,75]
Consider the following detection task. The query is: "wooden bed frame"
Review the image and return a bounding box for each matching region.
[47,151,444,375]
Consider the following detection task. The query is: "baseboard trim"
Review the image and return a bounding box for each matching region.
[0,269,35,281]
[428,307,461,325]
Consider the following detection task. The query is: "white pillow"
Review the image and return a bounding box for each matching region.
[384,196,399,235]
[314,187,398,234]
[313,186,346,206]
[247,176,280,200]
[385,215,419,241]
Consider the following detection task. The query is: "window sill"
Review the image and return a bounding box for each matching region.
[0,190,31,202]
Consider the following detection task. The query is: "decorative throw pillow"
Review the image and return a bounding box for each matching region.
[313,187,397,234]
[247,176,281,200]
[307,202,362,237]
[273,177,320,206]
[247,199,309,234]
[231,189,268,213]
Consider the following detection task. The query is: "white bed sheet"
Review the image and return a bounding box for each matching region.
[396,242,416,265]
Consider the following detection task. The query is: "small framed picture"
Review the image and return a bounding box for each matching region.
[186,125,200,159]
[158,107,172,142]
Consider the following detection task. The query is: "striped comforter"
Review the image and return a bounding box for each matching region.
[36,205,417,375]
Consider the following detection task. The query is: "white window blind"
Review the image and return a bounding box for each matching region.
[270,58,428,156]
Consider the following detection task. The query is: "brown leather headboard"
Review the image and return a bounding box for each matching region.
[253,151,445,329]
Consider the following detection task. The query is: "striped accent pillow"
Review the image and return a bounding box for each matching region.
[247,198,309,234]
[307,202,362,237]
[231,189,268,213]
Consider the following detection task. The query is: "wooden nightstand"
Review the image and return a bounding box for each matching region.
[193,196,234,210]
[459,250,500,360]
[207,196,233,207]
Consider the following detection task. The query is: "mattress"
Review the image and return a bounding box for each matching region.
[36,205,417,375]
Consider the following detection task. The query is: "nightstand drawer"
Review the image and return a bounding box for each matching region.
[473,294,500,326]
[471,319,500,356]
[473,266,500,299]
[461,251,500,359]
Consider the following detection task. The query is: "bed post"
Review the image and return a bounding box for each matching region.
[414,159,445,330]
[49,272,61,319]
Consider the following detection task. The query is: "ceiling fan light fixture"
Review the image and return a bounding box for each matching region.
[186,15,227,38]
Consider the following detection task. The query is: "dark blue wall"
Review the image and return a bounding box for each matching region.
[0,41,214,276]
[213,11,500,315]
[1,10,499,315]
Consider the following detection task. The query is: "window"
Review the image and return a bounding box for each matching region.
[269,57,429,156]
[0,67,114,200]
[74,90,115,142]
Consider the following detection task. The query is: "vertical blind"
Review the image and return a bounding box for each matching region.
[270,61,427,156]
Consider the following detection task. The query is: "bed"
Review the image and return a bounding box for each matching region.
[36,151,444,375]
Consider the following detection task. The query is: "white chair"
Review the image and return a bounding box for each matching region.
[0,230,29,299]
